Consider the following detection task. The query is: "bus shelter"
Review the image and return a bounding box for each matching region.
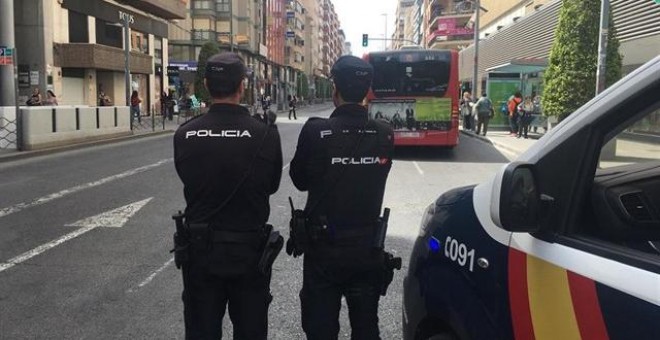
[484,58,548,129]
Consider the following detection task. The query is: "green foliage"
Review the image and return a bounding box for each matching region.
[542,0,622,120]
[297,72,309,99]
[194,42,221,104]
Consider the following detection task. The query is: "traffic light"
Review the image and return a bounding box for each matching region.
[362,34,368,47]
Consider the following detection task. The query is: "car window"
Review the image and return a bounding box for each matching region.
[599,106,660,168]
[581,103,660,261]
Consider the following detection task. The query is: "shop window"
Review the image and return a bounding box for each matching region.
[68,11,89,43]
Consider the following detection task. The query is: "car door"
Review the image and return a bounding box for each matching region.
[510,73,660,339]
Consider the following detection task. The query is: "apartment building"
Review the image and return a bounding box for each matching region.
[12,0,185,109]
[392,0,418,50]
[459,0,660,96]
[424,0,475,50]
[168,0,271,106]
[320,0,341,75]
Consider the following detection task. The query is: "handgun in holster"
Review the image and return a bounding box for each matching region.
[372,208,402,296]
[171,211,189,269]
[286,197,308,257]
[258,224,284,275]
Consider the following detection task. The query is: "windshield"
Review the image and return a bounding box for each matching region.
[369,50,451,98]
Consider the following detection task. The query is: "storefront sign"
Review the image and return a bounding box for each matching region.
[286,31,295,38]
[287,11,295,19]
[62,0,168,38]
[0,47,14,65]
[30,71,39,85]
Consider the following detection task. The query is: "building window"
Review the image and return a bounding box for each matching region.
[68,11,89,43]
[216,0,229,12]
[193,0,214,9]
[154,38,163,65]
[95,18,122,49]
[131,31,149,54]
[169,45,192,61]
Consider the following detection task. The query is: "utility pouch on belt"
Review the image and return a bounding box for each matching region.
[171,211,189,269]
[287,197,308,257]
[258,224,284,275]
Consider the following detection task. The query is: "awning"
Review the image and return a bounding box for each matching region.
[486,58,548,74]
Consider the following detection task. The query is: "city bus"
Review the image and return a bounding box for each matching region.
[364,49,460,147]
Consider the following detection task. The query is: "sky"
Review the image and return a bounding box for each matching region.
[332,0,399,57]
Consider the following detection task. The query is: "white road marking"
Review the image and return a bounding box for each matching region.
[66,198,153,228]
[0,159,171,218]
[129,257,175,293]
[283,163,290,170]
[0,198,153,273]
[413,161,425,176]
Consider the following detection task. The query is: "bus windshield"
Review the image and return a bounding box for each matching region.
[369,50,451,98]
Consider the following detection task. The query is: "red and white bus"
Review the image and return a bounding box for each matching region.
[364,49,460,147]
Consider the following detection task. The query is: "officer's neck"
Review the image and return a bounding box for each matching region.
[210,94,241,105]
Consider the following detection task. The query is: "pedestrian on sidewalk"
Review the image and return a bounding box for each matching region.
[517,96,534,139]
[507,92,523,136]
[474,92,494,136]
[460,91,474,131]
[44,90,58,106]
[130,91,142,123]
[26,87,42,106]
[288,94,297,120]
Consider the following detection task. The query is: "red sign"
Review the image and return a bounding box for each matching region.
[434,18,474,37]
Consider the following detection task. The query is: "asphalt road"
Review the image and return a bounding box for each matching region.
[0,104,514,339]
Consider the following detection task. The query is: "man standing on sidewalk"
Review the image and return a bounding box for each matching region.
[474,92,494,136]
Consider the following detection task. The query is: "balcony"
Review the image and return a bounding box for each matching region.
[54,43,153,74]
[117,0,186,19]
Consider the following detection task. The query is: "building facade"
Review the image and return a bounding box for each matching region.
[459,0,660,96]
[13,0,185,110]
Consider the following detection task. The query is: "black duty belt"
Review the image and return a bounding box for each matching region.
[188,223,265,244]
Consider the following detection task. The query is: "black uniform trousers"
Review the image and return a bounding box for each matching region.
[182,260,272,340]
[301,257,381,340]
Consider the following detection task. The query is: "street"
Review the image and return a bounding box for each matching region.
[0,104,515,339]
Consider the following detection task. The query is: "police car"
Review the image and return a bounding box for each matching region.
[403,56,660,340]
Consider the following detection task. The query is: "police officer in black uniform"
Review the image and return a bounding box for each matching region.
[288,55,395,340]
[173,52,283,340]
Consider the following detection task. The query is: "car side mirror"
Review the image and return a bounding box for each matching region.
[494,162,541,233]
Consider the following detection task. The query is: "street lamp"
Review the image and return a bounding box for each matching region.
[464,0,487,98]
[123,16,131,108]
[107,16,131,107]
[381,13,388,50]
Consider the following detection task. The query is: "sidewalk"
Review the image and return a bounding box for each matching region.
[0,102,335,163]
[460,128,542,157]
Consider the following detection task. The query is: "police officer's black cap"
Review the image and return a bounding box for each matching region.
[205,52,247,81]
[330,55,373,101]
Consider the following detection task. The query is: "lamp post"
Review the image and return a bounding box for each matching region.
[471,0,480,98]
[595,0,610,95]
[381,13,388,50]
[122,15,131,107]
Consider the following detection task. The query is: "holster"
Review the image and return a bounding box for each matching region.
[171,211,190,269]
[380,251,402,296]
[258,224,284,274]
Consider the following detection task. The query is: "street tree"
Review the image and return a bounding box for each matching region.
[194,41,221,104]
[297,73,309,100]
[542,0,622,121]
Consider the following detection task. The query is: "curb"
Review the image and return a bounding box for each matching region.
[0,129,174,163]
[459,130,525,157]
